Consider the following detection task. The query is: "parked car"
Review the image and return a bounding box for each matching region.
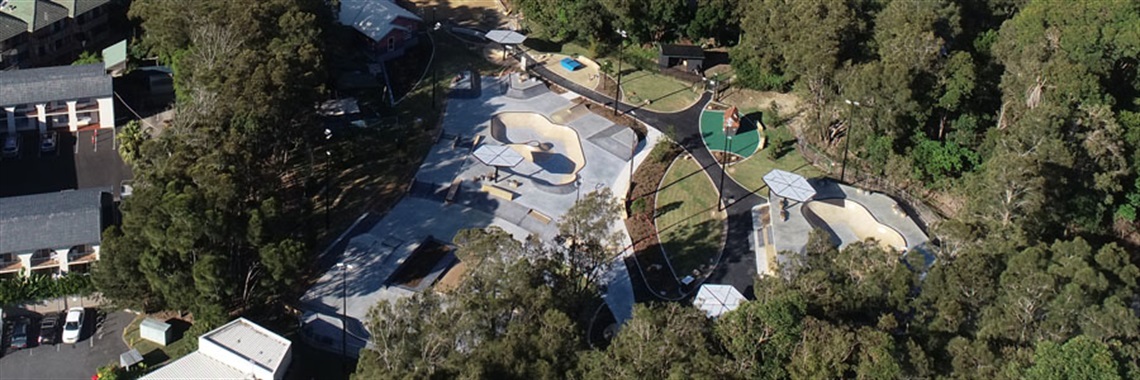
[2,134,18,158]
[62,307,84,344]
[40,132,57,153]
[9,317,29,349]
[39,314,60,345]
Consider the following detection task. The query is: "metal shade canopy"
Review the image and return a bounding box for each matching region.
[473,144,526,182]
[763,169,816,202]
[486,30,527,45]
[692,284,746,318]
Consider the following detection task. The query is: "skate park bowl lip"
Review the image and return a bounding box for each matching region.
[489,112,586,186]
[802,198,907,252]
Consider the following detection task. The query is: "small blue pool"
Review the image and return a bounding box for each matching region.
[560,58,585,72]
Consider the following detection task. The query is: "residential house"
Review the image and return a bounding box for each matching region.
[337,0,422,61]
[0,187,111,279]
[141,318,293,380]
[0,0,117,70]
[1,63,115,135]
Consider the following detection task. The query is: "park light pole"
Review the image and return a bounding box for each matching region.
[840,99,861,183]
[613,28,628,116]
[719,108,740,211]
[431,8,440,110]
[335,262,355,374]
[324,128,333,232]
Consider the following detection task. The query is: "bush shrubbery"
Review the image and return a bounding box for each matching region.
[0,273,94,305]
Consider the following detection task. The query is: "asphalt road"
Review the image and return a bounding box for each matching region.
[531,60,761,299]
[0,310,132,380]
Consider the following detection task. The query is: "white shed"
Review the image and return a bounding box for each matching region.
[140,318,172,346]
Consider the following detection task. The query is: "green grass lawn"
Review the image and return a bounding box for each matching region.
[727,146,825,193]
[617,70,700,112]
[701,110,761,158]
[654,157,725,278]
[122,315,196,368]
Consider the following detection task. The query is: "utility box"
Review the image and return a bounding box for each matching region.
[140,318,172,346]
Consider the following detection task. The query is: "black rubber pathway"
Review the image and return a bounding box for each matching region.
[531,62,762,299]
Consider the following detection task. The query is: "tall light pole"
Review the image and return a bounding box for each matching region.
[431,9,439,110]
[628,128,636,202]
[335,262,355,375]
[613,29,627,116]
[840,99,861,183]
[719,109,740,211]
[324,128,333,232]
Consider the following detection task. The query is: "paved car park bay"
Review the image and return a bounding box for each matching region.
[1,310,132,379]
[0,128,131,198]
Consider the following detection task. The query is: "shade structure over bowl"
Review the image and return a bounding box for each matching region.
[692,284,746,318]
[763,169,816,202]
[486,30,527,45]
[473,144,525,168]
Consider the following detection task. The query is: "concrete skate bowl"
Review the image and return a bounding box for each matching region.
[490,112,586,190]
[802,198,907,252]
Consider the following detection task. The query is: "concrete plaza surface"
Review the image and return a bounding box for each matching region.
[300,73,639,357]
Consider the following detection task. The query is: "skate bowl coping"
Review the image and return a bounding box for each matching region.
[489,112,586,186]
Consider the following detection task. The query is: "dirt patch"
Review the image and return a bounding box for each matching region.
[404,0,510,29]
[719,88,802,116]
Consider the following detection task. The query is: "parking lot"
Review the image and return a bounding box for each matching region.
[1,310,132,379]
[0,128,131,198]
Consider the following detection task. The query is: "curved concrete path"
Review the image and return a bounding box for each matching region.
[531,60,762,299]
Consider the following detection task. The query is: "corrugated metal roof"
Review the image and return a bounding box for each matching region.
[338,0,421,42]
[0,63,111,106]
[203,318,291,373]
[0,187,108,253]
[101,38,126,70]
[139,351,250,380]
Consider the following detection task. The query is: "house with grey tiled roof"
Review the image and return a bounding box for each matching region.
[0,0,117,70]
[0,187,111,278]
[1,63,114,135]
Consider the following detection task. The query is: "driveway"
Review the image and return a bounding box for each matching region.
[0,310,132,379]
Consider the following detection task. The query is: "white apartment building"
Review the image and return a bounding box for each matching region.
[1,63,114,136]
[0,187,110,278]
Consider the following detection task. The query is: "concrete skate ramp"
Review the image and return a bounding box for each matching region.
[490,112,586,186]
[802,199,906,251]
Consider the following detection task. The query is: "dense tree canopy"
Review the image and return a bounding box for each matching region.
[93,0,327,327]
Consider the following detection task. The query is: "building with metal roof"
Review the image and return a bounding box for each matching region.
[0,187,111,278]
[141,318,293,380]
[0,0,117,70]
[1,63,115,135]
[337,0,422,61]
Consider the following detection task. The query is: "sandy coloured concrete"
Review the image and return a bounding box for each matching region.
[802,199,907,251]
[491,112,586,185]
[768,179,930,272]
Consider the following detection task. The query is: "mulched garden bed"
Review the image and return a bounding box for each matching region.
[623,141,687,300]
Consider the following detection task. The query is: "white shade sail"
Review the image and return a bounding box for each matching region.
[693,284,746,318]
[763,169,816,202]
[473,144,525,168]
[486,30,527,45]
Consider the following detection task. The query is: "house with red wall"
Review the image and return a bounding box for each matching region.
[337,0,422,61]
